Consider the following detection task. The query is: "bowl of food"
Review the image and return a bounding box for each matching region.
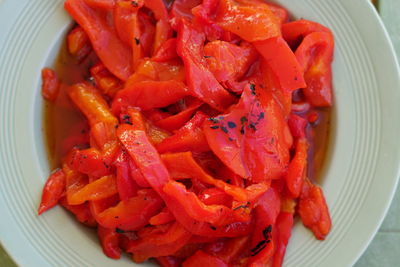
[0,0,399,266]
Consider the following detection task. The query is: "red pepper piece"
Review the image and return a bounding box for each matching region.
[298,178,331,240]
[150,208,175,226]
[68,148,113,177]
[114,150,138,201]
[266,2,289,24]
[272,212,294,267]
[90,63,122,97]
[163,180,249,226]
[89,194,120,221]
[214,0,281,42]
[126,222,192,263]
[182,250,228,267]
[138,11,156,57]
[254,37,306,93]
[63,163,88,205]
[204,235,250,264]
[204,84,291,181]
[170,0,202,27]
[41,68,61,102]
[68,175,118,205]
[199,188,233,206]
[155,98,203,132]
[176,21,236,112]
[97,189,163,231]
[68,83,118,129]
[282,19,331,48]
[152,38,179,62]
[247,188,280,266]
[38,169,66,215]
[203,41,258,90]
[67,25,91,61]
[97,226,121,259]
[285,138,308,198]
[65,0,133,80]
[295,32,334,107]
[84,0,115,10]
[112,80,189,114]
[59,197,97,227]
[156,112,210,153]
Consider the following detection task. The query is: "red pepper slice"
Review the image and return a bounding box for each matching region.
[282,19,331,48]
[182,250,228,267]
[150,208,175,226]
[204,235,250,264]
[214,0,281,42]
[152,38,179,62]
[126,222,192,263]
[295,32,334,107]
[156,112,210,153]
[112,80,189,113]
[63,163,88,205]
[65,0,133,80]
[298,178,331,240]
[84,0,115,10]
[203,84,291,181]
[38,169,66,215]
[90,63,122,97]
[97,226,121,259]
[266,2,289,24]
[114,150,138,200]
[67,25,92,61]
[254,37,306,93]
[285,138,308,198]
[41,68,61,102]
[288,113,308,139]
[97,189,163,231]
[68,175,118,205]
[156,256,183,267]
[68,148,114,177]
[272,211,294,267]
[176,21,236,112]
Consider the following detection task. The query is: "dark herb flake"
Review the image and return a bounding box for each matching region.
[227,121,236,128]
[220,126,229,133]
[210,125,219,130]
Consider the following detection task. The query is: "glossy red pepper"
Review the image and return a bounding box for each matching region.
[156,256,183,267]
[59,196,97,227]
[152,38,179,62]
[295,32,334,107]
[114,150,138,201]
[63,163,88,204]
[288,113,308,139]
[97,226,121,259]
[65,0,133,80]
[298,178,331,240]
[285,138,308,198]
[38,169,66,215]
[282,19,331,48]
[90,63,122,97]
[68,148,114,177]
[272,211,294,267]
[84,0,114,10]
[41,68,61,102]
[203,84,291,181]
[156,112,210,153]
[176,21,236,112]
[138,11,156,56]
[97,189,163,231]
[126,222,192,263]
[150,208,175,226]
[67,25,91,61]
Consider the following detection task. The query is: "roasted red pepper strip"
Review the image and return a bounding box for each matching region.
[84,0,115,10]
[114,150,138,201]
[199,188,233,206]
[266,2,289,24]
[295,32,334,107]
[127,222,192,263]
[156,112,210,153]
[63,163,88,205]
[67,25,91,61]
[285,138,308,198]
[203,84,291,181]
[183,250,228,267]
[41,68,61,102]
[152,38,179,62]
[298,178,331,240]
[97,226,121,259]
[112,80,189,113]
[247,188,280,266]
[68,175,118,205]
[138,11,156,56]
[89,194,120,221]
[170,0,202,27]
[288,113,307,139]
[272,211,294,267]
[90,63,122,97]
[254,37,306,93]
[65,0,133,80]
[176,21,236,112]
[156,256,183,267]
[97,189,163,231]
[282,19,331,48]
[204,235,250,264]
[150,208,175,226]
[214,0,281,42]
[38,169,66,215]
[68,148,114,177]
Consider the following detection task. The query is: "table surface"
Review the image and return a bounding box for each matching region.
[1,1,400,266]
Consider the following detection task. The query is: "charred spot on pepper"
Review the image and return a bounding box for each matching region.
[210,125,219,130]
[250,240,267,256]
[248,123,257,131]
[115,228,125,233]
[208,117,219,123]
[240,126,245,135]
[134,37,140,45]
[210,225,217,230]
[114,124,119,129]
[240,116,248,124]
[131,0,138,6]
[220,126,229,133]
[228,137,234,142]
[250,84,256,95]
[204,55,212,58]
[263,225,273,240]
[227,121,236,128]
[114,216,119,219]
[258,112,265,120]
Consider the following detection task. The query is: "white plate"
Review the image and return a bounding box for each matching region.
[0,0,399,266]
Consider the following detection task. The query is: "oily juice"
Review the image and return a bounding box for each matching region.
[44,40,331,181]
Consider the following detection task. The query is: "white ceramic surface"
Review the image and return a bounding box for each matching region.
[0,0,399,266]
